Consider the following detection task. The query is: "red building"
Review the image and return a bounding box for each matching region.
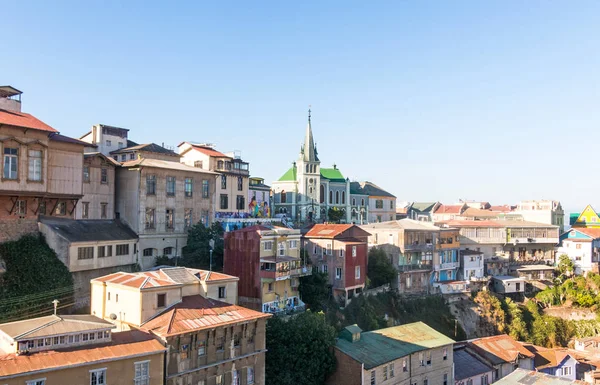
[303,224,370,305]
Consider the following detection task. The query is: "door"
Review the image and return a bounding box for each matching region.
[516,282,521,291]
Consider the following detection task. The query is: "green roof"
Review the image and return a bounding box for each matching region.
[410,202,438,212]
[278,166,297,181]
[320,168,345,182]
[336,322,455,369]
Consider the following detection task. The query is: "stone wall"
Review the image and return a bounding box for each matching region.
[0,218,38,243]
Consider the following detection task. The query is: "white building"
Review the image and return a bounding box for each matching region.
[460,250,485,281]
[556,227,600,275]
[491,276,525,295]
[80,124,130,156]
[515,200,565,233]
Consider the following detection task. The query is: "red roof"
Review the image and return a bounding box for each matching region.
[0,109,57,133]
[92,272,179,289]
[490,205,516,213]
[434,204,464,214]
[189,144,230,158]
[0,330,165,377]
[469,334,534,364]
[305,224,354,238]
[141,295,270,337]
[572,228,600,239]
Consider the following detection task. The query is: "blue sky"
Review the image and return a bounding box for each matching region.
[2,1,599,214]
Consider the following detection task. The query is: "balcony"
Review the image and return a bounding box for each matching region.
[290,266,312,278]
[260,256,310,281]
[397,263,432,272]
[434,262,460,271]
[403,243,434,252]
[215,159,250,176]
[263,296,306,315]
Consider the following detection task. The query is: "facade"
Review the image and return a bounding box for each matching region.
[522,344,577,380]
[77,152,119,220]
[494,369,581,385]
[510,265,555,280]
[115,156,216,270]
[453,344,494,385]
[351,181,396,223]
[571,205,600,229]
[0,314,165,385]
[492,276,526,295]
[459,250,486,281]
[433,204,467,222]
[178,142,251,220]
[0,86,91,243]
[407,202,441,222]
[39,216,139,306]
[515,200,565,233]
[80,124,130,156]
[328,322,454,385]
[557,227,600,275]
[467,334,535,382]
[248,177,271,218]
[303,224,370,304]
[223,226,311,313]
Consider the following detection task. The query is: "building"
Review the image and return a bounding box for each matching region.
[432,204,467,222]
[77,152,120,220]
[327,322,454,385]
[303,224,370,304]
[514,200,565,233]
[350,181,396,223]
[453,344,494,385]
[178,142,250,220]
[492,276,526,295]
[557,227,600,275]
[459,250,486,281]
[522,344,578,380]
[110,142,180,163]
[39,216,139,306]
[571,205,600,229]
[510,265,555,281]
[407,202,440,222]
[0,314,165,385]
[80,124,131,156]
[0,85,92,243]
[248,177,271,218]
[91,267,268,385]
[493,369,583,385]
[115,155,216,269]
[467,334,535,381]
[223,225,311,313]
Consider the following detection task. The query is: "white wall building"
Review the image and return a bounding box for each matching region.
[515,200,565,233]
[556,227,600,275]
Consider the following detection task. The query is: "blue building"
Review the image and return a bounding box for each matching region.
[523,344,578,381]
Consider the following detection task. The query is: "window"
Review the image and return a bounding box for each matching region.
[264,241,273,251]
[329,190,333,204]
[236,195,245,210]
[218,286,226,299]
[28,149,42,181]
[81,165,90,182]
[100,168,108,184]
[165,209,174,230]
[376,199,383,209]
[202,180,210,198]
[83,333,89,341]
[89,332,95,341]
[326,243,332,255]
[116,244,129,256]
[221,174,227,189]
[403,359,408,372]
[419,352,424,366]
[126,153,133,160]
[3,147,18,179]
[215,374,223,385]
[98,245,112,258]
[194,160,203,168]
[90,368,106,385]
[481,374,488,385]
[322,264,328,273]
[289,240,298,249]
[390,363,394,377]
[426,351,431,365]
[281,190,287,203]
[247,367,255,384]
[106,140,111,147]
[443,347,448,360]
[16,199,26,215]
[184,209,193,228]
[576,244,582,249]
[55,201,67,215]
[370,370,376,385]
[134,361,150,385]
[163,247,173,256]
[268,282,273,292]
[183,177,193,197]
[352,246,357,257]
[443,373,448,385]
[355,266,361,279]
[278,242,285,256]
[335,191,340,204]
[237,176,243,191]
[423,378,428,385]
[53,336,59,345]
[157,293,166,308]
[336,267,342,279]
[82,202,89,218]
[145,208,155,229]
[143,248,154,257]
[101,202,108,219]
[166,176,176,196]
[145,174,157,195]
[216,336,225,352]
[26,379,46,385]
[339,248,344,257]
[383,365,388,380]
[198,340,206,356]
[220,194,228,209]
[78,247,94,260]
[563,366,572,376]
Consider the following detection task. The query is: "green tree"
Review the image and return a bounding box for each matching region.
[474,291,506,333]
[327,207,345,223]
[504,298,529,341]
[557,254,575,281]
[298,272,331,312]
[367,248,397,288]
[266,311,336,385]
[181,222,224,270]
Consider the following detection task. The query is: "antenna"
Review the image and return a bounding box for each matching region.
[52,299,59,315]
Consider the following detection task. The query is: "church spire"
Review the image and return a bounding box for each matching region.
[302,107,318,162]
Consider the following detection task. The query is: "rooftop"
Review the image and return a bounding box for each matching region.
[350,181,396,198]
[0,109,57,133]
[454,347,494,381]
[468,334,534,365]
[110,142,178,156]
[434,204,464,214]
[49,133,95,147]
[513,265,555,271]
[570,228,600,239]
[92,272,180,290]
[305,224,370,239]
[493,369,585,385]
[0,315,114,341]
[410,202,438,212]
[141,295,271,337]
[39,217,138,243]
[94,268,238,290]
[492,276,525,282]
[121,158,218,174]
[180,143,231,158]
[335,322,454,369]
[320,167,346,183]
[0,330,165,378]
[277,165,297,182]
[0,86,22,98]
[521,343,573,370]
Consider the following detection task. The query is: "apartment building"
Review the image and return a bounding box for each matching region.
[432,204,467,222]
[466,334,535,382]
[557,227,600,275]
[459,250,486,281]
[0,313,165,385]
[351,181,396,223]
[248,176,271,218]
[303,224,370,304]
[80,124,130,156]
[115,154,216,270]
[91,267,268,385]
[328,322,454,385]
[521,344,578,381]
[453,344,494,385]
[77,152,119,220]
[0,85,91,242]
[223,225,311,314]
[407,202,440,222]
[514,200,564,233]
[178,142,250,220]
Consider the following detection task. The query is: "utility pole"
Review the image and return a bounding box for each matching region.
[209,239,215,272]
[454,319,458,337]
[52,299,59,316]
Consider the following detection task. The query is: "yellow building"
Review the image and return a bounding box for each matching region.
[572,205,600,228]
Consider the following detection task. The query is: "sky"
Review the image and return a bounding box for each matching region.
[2,1,599,215]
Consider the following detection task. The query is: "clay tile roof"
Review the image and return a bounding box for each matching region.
[490,205,516,213]
[305,224,354,238]
[0,109,57,133]
[0,330,165,377]
[434,204,464,214]
[141,295,270,337]
[462,207,499,218]
[189,144,230,158]
[92,272,180,290]
[573,228,600,239]
[469,334,534,365]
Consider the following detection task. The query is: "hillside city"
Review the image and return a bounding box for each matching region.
[1,85,600,385]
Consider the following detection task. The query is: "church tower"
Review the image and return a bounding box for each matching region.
[297,108,321,221]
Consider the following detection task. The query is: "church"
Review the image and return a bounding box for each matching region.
[271,110,371,224]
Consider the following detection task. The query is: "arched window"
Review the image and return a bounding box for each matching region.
[309,187,313,194]
[306,164,309,173]
[320,185,325,203]
[335,191,340,204]
[352,198,356,206]
[281,190,287,203]
[163,247,173,256]
[361,198,365,206]
[342,192,346,204]
[143,248,154,257]
[329,191,333,204]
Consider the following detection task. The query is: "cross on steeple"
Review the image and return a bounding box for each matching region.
[308,105,311,122]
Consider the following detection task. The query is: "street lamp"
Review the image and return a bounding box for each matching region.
[209,239,215,272]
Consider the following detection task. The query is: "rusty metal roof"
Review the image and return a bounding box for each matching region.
[468,334,534,365]
[0,315,114,340]
[92,272,181,290]
[0,330,165,378]
[494,369,586,385]
[141,295,270,337]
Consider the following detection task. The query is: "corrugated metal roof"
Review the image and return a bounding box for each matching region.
[454,347,494,380]
[0,315,114,340]
[39,217,138,243]
[92,272,181,290]
[494,369,586,384]
[468,334,534,365]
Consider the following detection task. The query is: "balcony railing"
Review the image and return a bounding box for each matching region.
[290,266,312,278]
[440,262,460,270]
[403,243,434,252]
[397,263,432,272]
[260,266,311,281]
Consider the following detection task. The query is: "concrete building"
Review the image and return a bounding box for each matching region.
[115,155,216,270]
[466,334,535,382]
[0,314,165,385]
[351,181,396,224]
[91,267,268,385]
[303,224,370,304]
[77,152,120,220]
[459,250,486,281]
[110,142,180,163]
[248,176,271,218]
[510,265,555,281]
[223,225,311,314]
[557,227,600,275]
[493,369,581,385]
[80,124,130,156]
[491,276,526,295]
[0,85,92,243]
[432,203,468,222]
[522,344,578,381]
[453,344,494,385]
[328,322,454,385]
[515,200,565,233]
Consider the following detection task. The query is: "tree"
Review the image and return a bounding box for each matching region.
[266,311,336,385]
[557,254,575,280]
[474,291,506,334]
[367,248,397,288]
[327,207,345,223]
[299,272,330,312]
[504,298,529,341]
[180,222,224,270]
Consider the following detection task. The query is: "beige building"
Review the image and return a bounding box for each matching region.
[0,314,165,385]
[328,322,454,385]
[515,200,565,233]
[178,142,250,220]
[115,154,216,270]
[77,152,119,220]
[80,124,130,156]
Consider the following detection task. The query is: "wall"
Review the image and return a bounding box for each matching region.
[78,155,116,219]
[67,240,138,272]
[369,196,396,223]
[46,140,84,196]
[73,265,136,308]
[455,371,493,385]
[101,284,144,328]
[141,286,183,324]
[327,349,363,385]
[223,230,262,306]
[204,279,238,305]
[408,345,454,385]
[0,217,38,243]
